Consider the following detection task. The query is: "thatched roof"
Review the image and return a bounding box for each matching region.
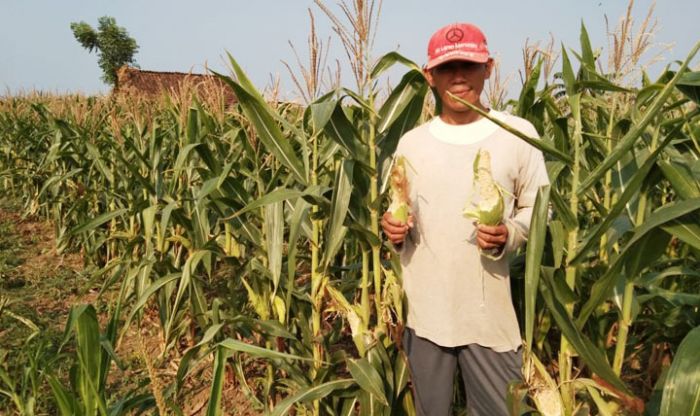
[115,66,236,105]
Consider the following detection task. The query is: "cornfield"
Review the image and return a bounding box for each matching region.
[1,3,700,415]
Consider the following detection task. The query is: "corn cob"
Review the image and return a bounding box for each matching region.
[463,149,504,226]
[388,156,411,224]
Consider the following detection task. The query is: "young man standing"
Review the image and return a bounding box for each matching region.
[381,23,549,415]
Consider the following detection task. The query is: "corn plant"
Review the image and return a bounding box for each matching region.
[2,4,700,415]
[48,304,155,416]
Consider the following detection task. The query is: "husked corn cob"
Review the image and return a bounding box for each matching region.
[388,156,411,224]
[463,149,504,226]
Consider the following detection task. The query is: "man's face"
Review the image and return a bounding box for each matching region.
[424,59,493,116]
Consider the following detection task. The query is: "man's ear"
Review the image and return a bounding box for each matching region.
[423,68,435,88]
[485,58,495,79]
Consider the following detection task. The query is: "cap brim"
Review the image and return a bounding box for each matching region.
[425,51,490,70]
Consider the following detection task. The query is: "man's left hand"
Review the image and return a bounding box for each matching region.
[476,223,508,251]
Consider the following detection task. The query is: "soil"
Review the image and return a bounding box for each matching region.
[0,205,259,415]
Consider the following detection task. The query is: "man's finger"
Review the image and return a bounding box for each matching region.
[477,223,506,235]
[477,230,506,244]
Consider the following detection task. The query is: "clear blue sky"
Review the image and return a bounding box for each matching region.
[1,0,697,100]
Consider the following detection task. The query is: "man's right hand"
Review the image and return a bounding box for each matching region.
[381,212,413,246]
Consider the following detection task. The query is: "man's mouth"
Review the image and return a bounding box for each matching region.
[449,89,472,96]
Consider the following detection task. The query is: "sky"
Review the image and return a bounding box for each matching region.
[1,0,698,101]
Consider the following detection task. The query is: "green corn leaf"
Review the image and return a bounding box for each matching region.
[194,142,220,174]
[165,250,211,341]
[517,59,542,117]
[214,60,308,184]
[85,142,114,184]
[377,70,427,134]
[577,198,700,326]
[224,52,265,102]
[539,276,631,395]
[339,397,360,416]
[47,375,77,416]
[205,346,229,416]
[324,103,366,162]
[549,220,565,269]
[218,338,314,363]
[370,51,422,79]
[226,187,307,220]
[368,340,394,399]
[676,70,700,104]
[578,80,631,93]
[524,185,550,351]
[624,198,700,249]
[550,187,578,232]
[37,168,82,199]
[624,233,672,279]
[347,358,389,406]
[561,45,576,97]
[307,91,337,135]
[264,201,284,294]
[393,352,410,399]
[447,92,573,164]
[660,326,700,416]
[578,22,595,77]
[172,142,200,181]
[124,273,180,332]
[232,316,298,340]
[321,159,354,270]
[570,136,672,264]
[661,218,700,251]
[69,305,104,416]
[578,41,700,195]
[639,288,700,307]
[340,88,377,115]
[658,158,700,199]
[186,107,199,145]
[116,152,156,195]
[70,208,127,236]
[285,197,310,324]
[269,379,354,416]
[107,394,155,416]
[377,80,427,172]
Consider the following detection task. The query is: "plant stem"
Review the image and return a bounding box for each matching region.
[367,95,385,335]
[613,124,659,375]
[310,133,321,416]
[310,132,322,369]
[599,96,619,264]
[361,249,370,337]
[560,94,582,415]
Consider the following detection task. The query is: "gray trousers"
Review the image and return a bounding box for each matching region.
[403,328,522,416]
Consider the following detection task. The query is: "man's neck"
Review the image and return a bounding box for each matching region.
[439,106,489,125]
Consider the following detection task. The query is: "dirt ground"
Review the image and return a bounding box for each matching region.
[0,206,259,415]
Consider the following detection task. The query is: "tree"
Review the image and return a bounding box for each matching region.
[70,16,139,87]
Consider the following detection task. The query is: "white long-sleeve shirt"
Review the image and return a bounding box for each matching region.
[394,110,550,352]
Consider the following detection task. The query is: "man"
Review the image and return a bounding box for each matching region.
[381,23,549,415]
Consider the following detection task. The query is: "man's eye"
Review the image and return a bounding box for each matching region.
[440,63,458,71]
[436,62,481,73]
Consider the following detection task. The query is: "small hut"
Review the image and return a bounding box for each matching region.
[115,66,236,105]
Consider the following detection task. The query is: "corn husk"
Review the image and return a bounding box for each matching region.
[388,156,411,224]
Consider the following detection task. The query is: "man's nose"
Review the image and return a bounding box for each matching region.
[451,67,469,81]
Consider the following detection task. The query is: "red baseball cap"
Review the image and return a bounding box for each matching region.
[426,23,490,70]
